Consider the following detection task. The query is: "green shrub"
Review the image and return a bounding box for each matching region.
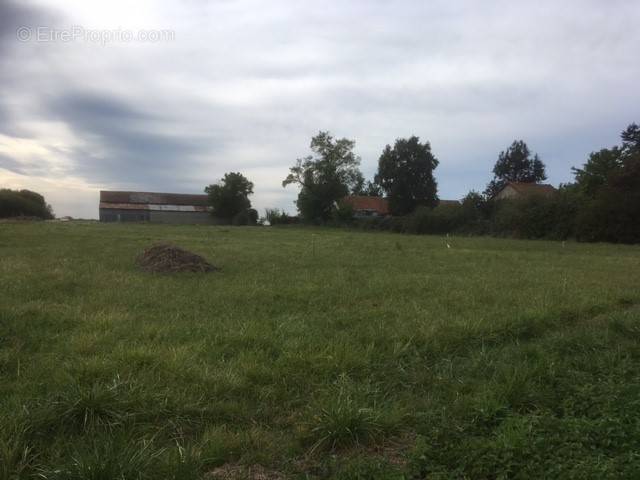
[491,193,576,240]
[303,376,384,454]
[246,208,258,225]
[330,201,355,225]
[264,208,299,225]
[405,204,465,234]
[575,187,640,243]
[231,208,258,226]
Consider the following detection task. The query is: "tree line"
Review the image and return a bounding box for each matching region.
[0,189,54,219]
[208,122,640,243]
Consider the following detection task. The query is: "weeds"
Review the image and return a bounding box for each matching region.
[306,376,384,453]
[27,377,137,434]
[36,435,163,480]
[0,423,36,480]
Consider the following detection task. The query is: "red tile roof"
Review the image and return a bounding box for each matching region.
[342,196,390,215]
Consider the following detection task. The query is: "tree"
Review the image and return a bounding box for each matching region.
[205,172,254,222]
[616,123,640,190]
[485,140,547,197]
[461,190,490,220]
[283,131,364,222]
[573,123,640,243]
[572,147,622,197]
[572,123,640,197]
[621,123,640,157]
[374,136,439,216]
[0,189,53,219]
[360,180,384,197]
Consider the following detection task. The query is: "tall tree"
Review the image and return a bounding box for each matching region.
[374,136,439,216]
[572,123,640,197]
[621,123,640,158]
[205,172,254,222]
[572,147,622,197]
[361,180,384,197]
[617,123,640,191]
[573,123,640,243]
[485,140,547,197]
[283,131,363,222]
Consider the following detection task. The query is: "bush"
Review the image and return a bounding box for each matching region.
[0,189,53,219]
[330,201,355,226]
[264,208,299,225]
[575,187,640,243]
[349,184,636,243]
[231,211,248,225]
[231,208,258,226]
[490,192,578,240]
[403,204,466,234]
[246,208,258,226]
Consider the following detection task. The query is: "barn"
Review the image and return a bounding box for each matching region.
[99,190,214,224]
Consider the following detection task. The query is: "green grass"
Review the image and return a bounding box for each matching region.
[1,222,640,479]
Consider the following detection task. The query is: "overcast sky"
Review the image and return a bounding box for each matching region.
[1,0,638,218]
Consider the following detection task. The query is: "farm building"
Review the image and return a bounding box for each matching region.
[342,195,390,217]
[494,182,557,200]
[99,191,214,224]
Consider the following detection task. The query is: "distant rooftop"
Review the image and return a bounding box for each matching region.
[342,195,390,215]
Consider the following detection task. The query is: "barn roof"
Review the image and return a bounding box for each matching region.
[342,195,390,215]
[504,182,557,196]
[100,191,209,206]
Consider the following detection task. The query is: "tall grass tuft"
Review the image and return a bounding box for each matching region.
[28,377,138,434]
[37,435,163,480]
[306,375,383,453]
[0,423,36,480]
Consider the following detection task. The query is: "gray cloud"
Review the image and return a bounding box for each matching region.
[0,0,47,39]
[45,91,217,187]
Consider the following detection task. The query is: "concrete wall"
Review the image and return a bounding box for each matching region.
[99,209,150,222]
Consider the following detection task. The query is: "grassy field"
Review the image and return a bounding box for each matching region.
[1,222,640,479]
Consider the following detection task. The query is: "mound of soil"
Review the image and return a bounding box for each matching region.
[136,243,217,273]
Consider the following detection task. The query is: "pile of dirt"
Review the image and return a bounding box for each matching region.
[136,243,217,273]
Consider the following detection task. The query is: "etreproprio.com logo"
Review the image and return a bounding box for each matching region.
[16,25,175,45]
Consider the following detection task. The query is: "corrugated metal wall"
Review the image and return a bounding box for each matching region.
[99,209,150,222]
[148,211,217,224]
[99,209,219,224]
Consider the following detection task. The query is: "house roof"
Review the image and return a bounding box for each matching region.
[342,196,390,215]
[501,182,557,196]
[100,191,209,206]
[438,199,461,207]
